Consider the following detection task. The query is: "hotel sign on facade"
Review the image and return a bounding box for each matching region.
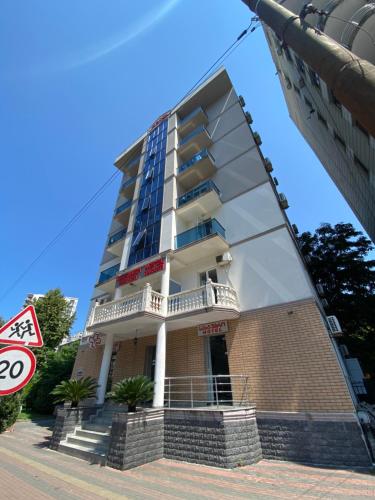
[197,320,229,337]
[116,258,165,287]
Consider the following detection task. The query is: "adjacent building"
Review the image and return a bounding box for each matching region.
[72,68,371,465]
[25,293,78,318]
[260,0,375,241]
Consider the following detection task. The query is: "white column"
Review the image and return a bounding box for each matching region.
[153,256,170,407]
[96,333,114,405]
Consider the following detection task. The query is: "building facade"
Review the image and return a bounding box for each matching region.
[72,68,371,465]
[260,0,375,241]
[25,293,78,317]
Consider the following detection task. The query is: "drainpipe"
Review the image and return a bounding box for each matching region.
[241,0,375,138]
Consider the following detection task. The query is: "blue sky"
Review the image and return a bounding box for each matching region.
[0,0,369,333]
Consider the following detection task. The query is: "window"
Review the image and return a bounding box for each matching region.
[304,96,313,110]
[354,156,369,177]
[295,56,305,74]
[132,229,146,248]
[141,196,150,211]
[317,113,328,128]
[293,84,301,96]
[308,67,320,89]
[334,132,346,150]
[145,167,154,181]
[199,269,218,286]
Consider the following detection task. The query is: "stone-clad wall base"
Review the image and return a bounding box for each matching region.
[164,407,262,468]
[106,409,164,470]
[50,406,100,450]
[257,411,372,467]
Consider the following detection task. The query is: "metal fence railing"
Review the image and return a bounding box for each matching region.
[164,375,250,408]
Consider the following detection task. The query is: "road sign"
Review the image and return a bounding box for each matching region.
[0,346,36,396]
[0,306,43,347]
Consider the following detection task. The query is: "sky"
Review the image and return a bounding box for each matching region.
[0,0,370,333]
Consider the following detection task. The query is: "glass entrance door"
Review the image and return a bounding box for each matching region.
[209,335,232,404]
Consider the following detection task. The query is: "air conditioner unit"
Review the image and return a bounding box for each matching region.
[278,192,289,209]
[245,111,253,124]
[292,224,299,234]
[327,315,343,337]
[264,158,273,172]
[253,131,262,145]
[216,252,233,266]
[316,283,325,295]
[239,95,246,107]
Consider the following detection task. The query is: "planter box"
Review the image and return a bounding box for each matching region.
[106,408,164,470]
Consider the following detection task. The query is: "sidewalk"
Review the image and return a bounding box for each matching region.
[0,419,374,499]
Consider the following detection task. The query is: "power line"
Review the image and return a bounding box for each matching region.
[0,19,259,304]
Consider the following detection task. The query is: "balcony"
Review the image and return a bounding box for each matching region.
[122,155,141,176]
[177,180,221,223]
[120,176,137,198]
[178,125,213,160]
[177,149,216,190]
[173,219,229,267]
[87,281,239,335]
[178,107,208,136]
[96,263,120,292]
[107,229,126,256]
[114,200,132,225]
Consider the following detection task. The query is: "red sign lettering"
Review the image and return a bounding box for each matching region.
[116,258,165,287]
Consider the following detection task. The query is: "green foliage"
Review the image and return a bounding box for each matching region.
[108,375,154,412]
[25,343,78,414]
[32,289,75,352]
[51,377,98,408]
[0,393,21,433]
[299,223,375,385]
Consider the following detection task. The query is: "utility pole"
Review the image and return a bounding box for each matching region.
[241,0,375,138]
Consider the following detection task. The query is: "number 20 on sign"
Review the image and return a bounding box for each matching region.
[0,346,36,396]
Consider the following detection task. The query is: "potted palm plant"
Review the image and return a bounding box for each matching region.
[51,377,98,408]
[107,375,154,412]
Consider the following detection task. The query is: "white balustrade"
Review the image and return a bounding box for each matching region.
[90,282,239,327]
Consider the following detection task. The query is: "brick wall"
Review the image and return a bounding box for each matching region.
[226,299,354,412]
[71,299,354,413]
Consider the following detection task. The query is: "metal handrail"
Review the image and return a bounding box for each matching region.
[164,375,250,408]
[177,180,221,208]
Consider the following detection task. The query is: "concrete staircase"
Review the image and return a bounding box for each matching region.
[59,404,127,464]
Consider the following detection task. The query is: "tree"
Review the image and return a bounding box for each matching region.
[298,223,375,392]
[32,289,75,350]
[24,343,78,414]
[51,377,98,408]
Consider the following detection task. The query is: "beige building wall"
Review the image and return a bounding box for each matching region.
[72,299,353,413]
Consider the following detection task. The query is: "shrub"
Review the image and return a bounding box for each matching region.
[0,393,21,433]
[51,377,98,408]
[108,375,154,412]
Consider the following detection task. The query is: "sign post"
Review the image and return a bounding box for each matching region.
[0,306,43,396]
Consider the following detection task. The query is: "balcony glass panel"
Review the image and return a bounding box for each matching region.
[98,264,120,284]
[179,125,210,147]
[175,219,225,249]
[121,176,136,190]
[179,107,207,127]
[177,180,220,208]
[108,229,126,246]
[178,149,214,175]
[115,200,132,215]
[125,155,141,170]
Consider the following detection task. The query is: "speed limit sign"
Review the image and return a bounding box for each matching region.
[0,346,36,396]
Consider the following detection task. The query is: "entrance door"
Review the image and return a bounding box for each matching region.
[199,268,218,286]
[209,335,232,404]
[144,345,156,381]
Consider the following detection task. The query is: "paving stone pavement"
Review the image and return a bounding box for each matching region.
[0,419,374,499]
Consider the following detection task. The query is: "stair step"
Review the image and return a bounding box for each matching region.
[92,417,113,425]
[67,435,109,448]
[75,428,110,440]
[58,442,106,465]
[81,422,111,433]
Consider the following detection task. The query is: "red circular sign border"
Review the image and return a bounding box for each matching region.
[0,345,37,396]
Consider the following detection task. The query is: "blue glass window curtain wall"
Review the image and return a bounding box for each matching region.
[128,119,168,266]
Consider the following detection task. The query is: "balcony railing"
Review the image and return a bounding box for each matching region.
[114,200,132,216]
[175,219,225,249]
[121,176,136,191]
[124,155,141,171]
[179,125,211,148]
[89,281,239,327]
[178,149,214,176]
[179,107,207,128]
[108,229,126,247]
[177,180,220,208]
[98,264,120,284]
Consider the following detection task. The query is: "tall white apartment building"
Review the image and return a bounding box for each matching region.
[25,293,78,318]
[72,68,371,466]
[260,0,375,241]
